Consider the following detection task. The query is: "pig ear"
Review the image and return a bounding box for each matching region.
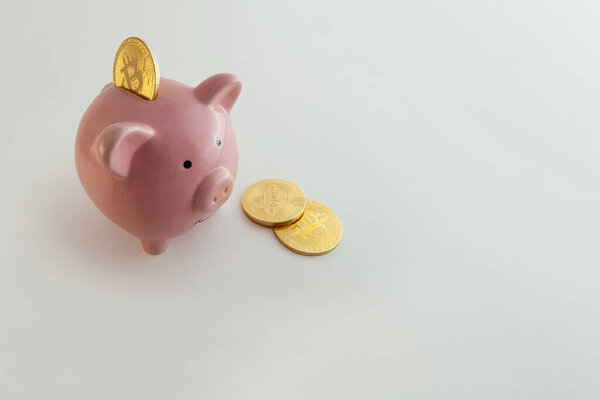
[95,122,155,178]
[194,73,242,112]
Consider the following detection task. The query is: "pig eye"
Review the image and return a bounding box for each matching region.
[215,137,222,147]
[183,160,192,169]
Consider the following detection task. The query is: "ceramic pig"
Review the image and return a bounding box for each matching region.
[75,74,241,255]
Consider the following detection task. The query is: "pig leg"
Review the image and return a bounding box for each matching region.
[139,238,170,255]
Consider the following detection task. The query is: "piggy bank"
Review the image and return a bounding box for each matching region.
[75,74,241,254]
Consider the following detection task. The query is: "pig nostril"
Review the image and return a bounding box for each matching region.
[213,196,217,203]
[223,187,228,194]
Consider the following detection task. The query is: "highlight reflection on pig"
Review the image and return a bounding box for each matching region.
[75,74,241,254]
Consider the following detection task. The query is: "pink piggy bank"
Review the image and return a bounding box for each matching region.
[75,74,241,255]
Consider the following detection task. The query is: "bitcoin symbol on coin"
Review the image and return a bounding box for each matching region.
[273,200,342,256]
[119,54,143,91]
[259,184,287,216]
[288,210,327,240]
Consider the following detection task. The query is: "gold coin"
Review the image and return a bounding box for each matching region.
[241,179,306,227]
[273,200,342,256]
[112,37,160,100]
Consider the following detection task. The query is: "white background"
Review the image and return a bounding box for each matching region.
[1,0,600,398]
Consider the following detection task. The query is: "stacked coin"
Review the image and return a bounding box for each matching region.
[241,179,342,255]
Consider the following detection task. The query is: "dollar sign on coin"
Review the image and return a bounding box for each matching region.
[273,200,342,256]
[113,37,160,100]
[241,179,306,227]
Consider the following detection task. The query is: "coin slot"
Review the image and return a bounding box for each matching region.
[183,160,192,169]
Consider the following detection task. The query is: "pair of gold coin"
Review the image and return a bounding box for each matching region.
[113,37,159,100]
[241,179,342,256]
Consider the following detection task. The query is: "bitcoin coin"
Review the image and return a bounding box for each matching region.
[113,37,160,100]
[273,200,342,256]
[241,179,306,227]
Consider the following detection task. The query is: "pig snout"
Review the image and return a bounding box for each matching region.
[193,167,234,213]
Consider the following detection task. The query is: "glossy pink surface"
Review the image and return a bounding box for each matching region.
[75,74,241,255]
